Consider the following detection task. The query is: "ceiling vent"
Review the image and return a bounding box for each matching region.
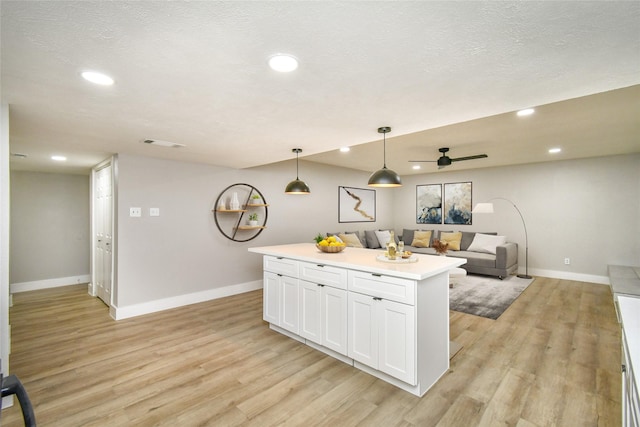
[142,139,185,148]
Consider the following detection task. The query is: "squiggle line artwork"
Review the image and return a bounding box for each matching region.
[343,187,374,220]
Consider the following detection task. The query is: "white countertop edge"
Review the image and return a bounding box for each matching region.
[618,295,640,385]
[249,243,466,281]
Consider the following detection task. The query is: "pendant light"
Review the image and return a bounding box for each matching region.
[285,148,310,194]
[368,126,402,187]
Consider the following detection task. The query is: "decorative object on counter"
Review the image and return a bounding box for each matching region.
[338,186,375,222]
[248,213,258,226]
[432,239,449,255]
[473,198,532,279]
[368,126,402,188]
[285,148,310,194]
[376,254,418,263]
[387,230,398,260]
[230,192,240,210]
[398,238,404,254]
[314,234,346,253]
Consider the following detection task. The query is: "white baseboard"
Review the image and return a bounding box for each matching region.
[10,274,91,293]
[528,268,609,285]
[111,280,263,320]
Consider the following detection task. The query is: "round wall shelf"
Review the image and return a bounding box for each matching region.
[213,183,268,242]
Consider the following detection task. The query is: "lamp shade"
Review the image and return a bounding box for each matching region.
[472,202,494,214]
[284,178,310,194]
[368,167,402,187]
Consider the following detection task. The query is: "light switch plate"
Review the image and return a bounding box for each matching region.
[130,207,142,217]
[149,208,160,217]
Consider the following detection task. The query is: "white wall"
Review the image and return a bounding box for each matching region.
[9,171,90,289]
[114,154,394,316]
[1,104,10,389]
[392,153,640,282]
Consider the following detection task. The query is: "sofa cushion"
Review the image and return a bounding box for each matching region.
[374,230,392,248]
[460,231,497,251]
[339,233,364,248]
[364,230,380,248]
[440,231,462,251]
[411,231,432,248]
[455,250,497,268]
[467,233,507,255]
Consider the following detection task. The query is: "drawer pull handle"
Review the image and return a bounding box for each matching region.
[277,257,284,259]
[318,284,325,287]
[316,264,325,268]
[277,274,283,277]
[373,297,382,301]
[372,273,382,277]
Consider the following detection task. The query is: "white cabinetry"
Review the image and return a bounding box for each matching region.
[619,296,640,426]
[250,243,464,396]
[347,273,416,385]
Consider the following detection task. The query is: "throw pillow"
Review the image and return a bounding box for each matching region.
[338,233,364,248]
[439,231,462,251]
[411,230,432,248]
[374,230,392,248]
[467,233,507,254]
[364,230,381,248]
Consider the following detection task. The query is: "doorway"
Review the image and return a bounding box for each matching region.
[92,160,114,306]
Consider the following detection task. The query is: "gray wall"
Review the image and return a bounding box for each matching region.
[114,152,639,311]
[114,153,395,307]
[392,153,640,280]
[10,171,90,284]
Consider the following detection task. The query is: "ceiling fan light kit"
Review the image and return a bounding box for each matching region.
[285,148,310,194]
[368,126,402,188]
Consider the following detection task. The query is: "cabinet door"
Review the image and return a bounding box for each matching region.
[322,286,348,355]
[299,280,322,344]
[348,292,378,369]
[263,272,280,325]
[378,299,416,385]
[280,275,300,334]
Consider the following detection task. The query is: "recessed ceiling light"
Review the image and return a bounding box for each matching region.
[517,108,535,117]
[81,71,114,86]
[548,147,562,154]
[51,155,67,161]
[340,147,350,152]
[412,165,421,170]
[268,54,298,72]
[142,139,185,148]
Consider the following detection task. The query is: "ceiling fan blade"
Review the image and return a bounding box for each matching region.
[408,160,437,163]
[450,154,488,162]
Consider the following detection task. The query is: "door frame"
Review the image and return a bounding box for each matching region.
[90,156,117,308]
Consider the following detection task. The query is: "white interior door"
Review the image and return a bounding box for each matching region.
[94,164,113,305]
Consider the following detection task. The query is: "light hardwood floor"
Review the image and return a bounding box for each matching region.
[2,276,621,426]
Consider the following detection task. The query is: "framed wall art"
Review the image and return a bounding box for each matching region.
[444,182,473,225]
[416,184,442,224]
[339,186,376,223]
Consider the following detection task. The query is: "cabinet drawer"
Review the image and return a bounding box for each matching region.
[299,261,348,290]
[348,270,415,305]
[264,256,298,277]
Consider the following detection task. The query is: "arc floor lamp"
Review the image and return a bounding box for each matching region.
[473,198,532,279]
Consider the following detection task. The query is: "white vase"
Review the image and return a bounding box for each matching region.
[230,192,240,210]
[217,198,226,211]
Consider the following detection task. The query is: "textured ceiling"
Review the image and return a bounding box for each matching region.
[2,1,640,175]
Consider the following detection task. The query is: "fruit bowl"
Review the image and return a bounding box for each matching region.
[316,244,346,253]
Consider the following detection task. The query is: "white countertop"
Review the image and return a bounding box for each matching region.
[249,243,466,281]
[619,296,640,381]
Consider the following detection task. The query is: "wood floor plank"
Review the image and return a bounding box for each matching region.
[1,277,622,426]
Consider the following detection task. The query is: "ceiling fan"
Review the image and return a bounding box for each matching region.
[409,147,488,168]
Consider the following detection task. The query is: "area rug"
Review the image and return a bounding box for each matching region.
[449,274,534,320]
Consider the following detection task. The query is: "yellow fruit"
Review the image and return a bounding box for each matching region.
[327,236,336,243]
[318,240,329,246]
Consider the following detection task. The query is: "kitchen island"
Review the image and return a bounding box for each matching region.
[248,243,466,396]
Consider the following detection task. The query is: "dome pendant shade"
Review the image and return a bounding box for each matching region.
[285,148,310,194]
[368,126,402,188]
[368,167,402,187]
[285,178,310,194]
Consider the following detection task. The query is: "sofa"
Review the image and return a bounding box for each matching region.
[328,228,518,279]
